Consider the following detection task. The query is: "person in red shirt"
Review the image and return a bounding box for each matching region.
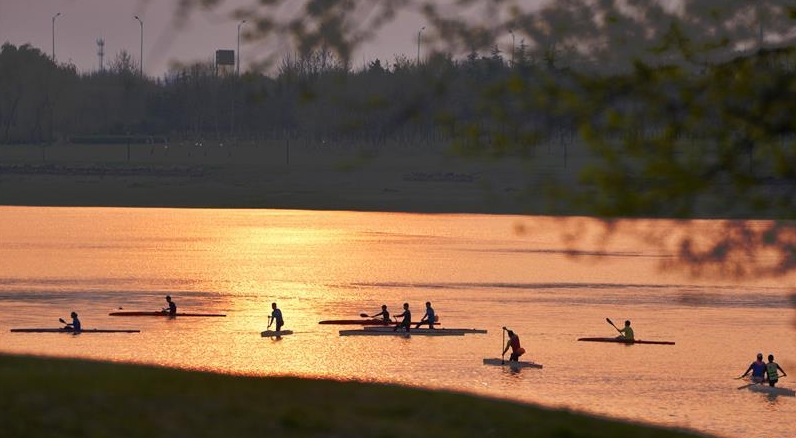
[502,327,526,361]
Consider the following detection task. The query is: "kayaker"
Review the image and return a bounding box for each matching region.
[164,295,177,316]
[268,302,284,332]
[617,320,634,340]
[369,305,390,323]
[502,327,525,361]
[64,311,81,333]
[740,353,767,383]
[393,302,411,332]
[765,354,788,387]
[416,301,436,329]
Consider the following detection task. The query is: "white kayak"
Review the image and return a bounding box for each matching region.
[746,384,795,397]
[261,330,293,337]
[483,358,543,369]
[361,327,487,335]
[339,329,464,336]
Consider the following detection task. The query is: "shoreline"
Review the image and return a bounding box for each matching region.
[0,353,704,438]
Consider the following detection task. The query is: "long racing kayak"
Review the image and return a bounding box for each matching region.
[483,358,543,369]
[362,327,486,334]
[746,384,795,397]
[578,337,675,345]
[11,328,140,333]
[339,328,475,336]
[318,319,440,325]
[109,311,226,317]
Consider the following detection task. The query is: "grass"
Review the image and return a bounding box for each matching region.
[0,354,706,438]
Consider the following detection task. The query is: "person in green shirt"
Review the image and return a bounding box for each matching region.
[617,320,634,340]
[765,354,788,387]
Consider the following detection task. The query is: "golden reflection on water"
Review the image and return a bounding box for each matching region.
[0,207,795,438]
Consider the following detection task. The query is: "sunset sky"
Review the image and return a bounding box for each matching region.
[1,0,545,77]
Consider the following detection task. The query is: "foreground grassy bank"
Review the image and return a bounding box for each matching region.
[0,354,704,438]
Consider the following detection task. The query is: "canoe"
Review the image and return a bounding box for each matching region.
[318,319,440,325]
[577,337,675,345]
[109,311,226,317]
[10,328,140,333]
[746,384,795,397]
[362,327,486,334]
[339,329,468,336]
[483,358,543,369]
[260,330,293,337]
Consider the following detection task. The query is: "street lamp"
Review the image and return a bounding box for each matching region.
[417,26,425,66]
[51,12,61,61]
[134,15,143,76]
[237,20,246,76]
[509,29,515,67]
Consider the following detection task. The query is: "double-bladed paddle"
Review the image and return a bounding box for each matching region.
[606,317,622,334]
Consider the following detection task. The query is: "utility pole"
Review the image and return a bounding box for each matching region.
[51,12,61,61]
[134,15,143,76]
[237,20,246,76]
[417,26,425,66]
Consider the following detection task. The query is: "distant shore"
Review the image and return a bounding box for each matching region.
[0,353,704,438]
[0,142,571,214]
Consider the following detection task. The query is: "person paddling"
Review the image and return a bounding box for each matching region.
[740,353,767,383]
[502,327,526,361]
[416,301,436,329]
[616,320,634,341]
[267,302,285,332]
[164,295,177,316]
[64,311,81,333]
[369,305,390,323]
[765,354,788,387]
[393,302,411,332]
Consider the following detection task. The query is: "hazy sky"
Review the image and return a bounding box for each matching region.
[0,0,454,77]
[0,0,436,76]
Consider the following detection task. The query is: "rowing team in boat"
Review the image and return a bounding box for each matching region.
[740,353,789,388]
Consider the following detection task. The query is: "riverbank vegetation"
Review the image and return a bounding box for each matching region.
[0,354,704,438]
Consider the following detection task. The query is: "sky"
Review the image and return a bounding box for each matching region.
[0,0,432,76]
[0,0,452,77]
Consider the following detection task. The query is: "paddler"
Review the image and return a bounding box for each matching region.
[164,295,177,316]
[393,302,411,332]
[369,305,390,323]
[502,327,525,361]
[416,301,436,329]
[616,320,634,340]
[765,354,788,387]
[64,311,82,333]
[739,353,767,383]
[268,302,284,332]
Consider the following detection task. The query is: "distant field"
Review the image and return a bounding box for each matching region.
[0,354,704,438]
[0,140,576,214]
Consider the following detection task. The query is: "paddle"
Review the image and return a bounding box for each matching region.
[359,313,369,318]
[501,326,507,364]
[606,317,622,334]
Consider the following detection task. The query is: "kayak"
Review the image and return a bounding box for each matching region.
[109,311,226,317]
[362,327,486,334]
[482,358,543,369]
[339,328,470,336]
[10,328,140,333]
[577,337,675,345]
[318,319,440,325]
[746,384,795,397]
[261,330,293,337]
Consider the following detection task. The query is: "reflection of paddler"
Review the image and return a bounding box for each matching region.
[502,327,525,361]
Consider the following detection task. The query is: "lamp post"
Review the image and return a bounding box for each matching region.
[509,29,515,67]
[237,20,246,76]
[417,26,425,66]
[51,12,61,61]
[134,15,143,76]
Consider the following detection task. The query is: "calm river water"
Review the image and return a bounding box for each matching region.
[1,206,794,438]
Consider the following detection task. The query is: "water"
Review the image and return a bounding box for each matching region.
[1,206,794,438]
